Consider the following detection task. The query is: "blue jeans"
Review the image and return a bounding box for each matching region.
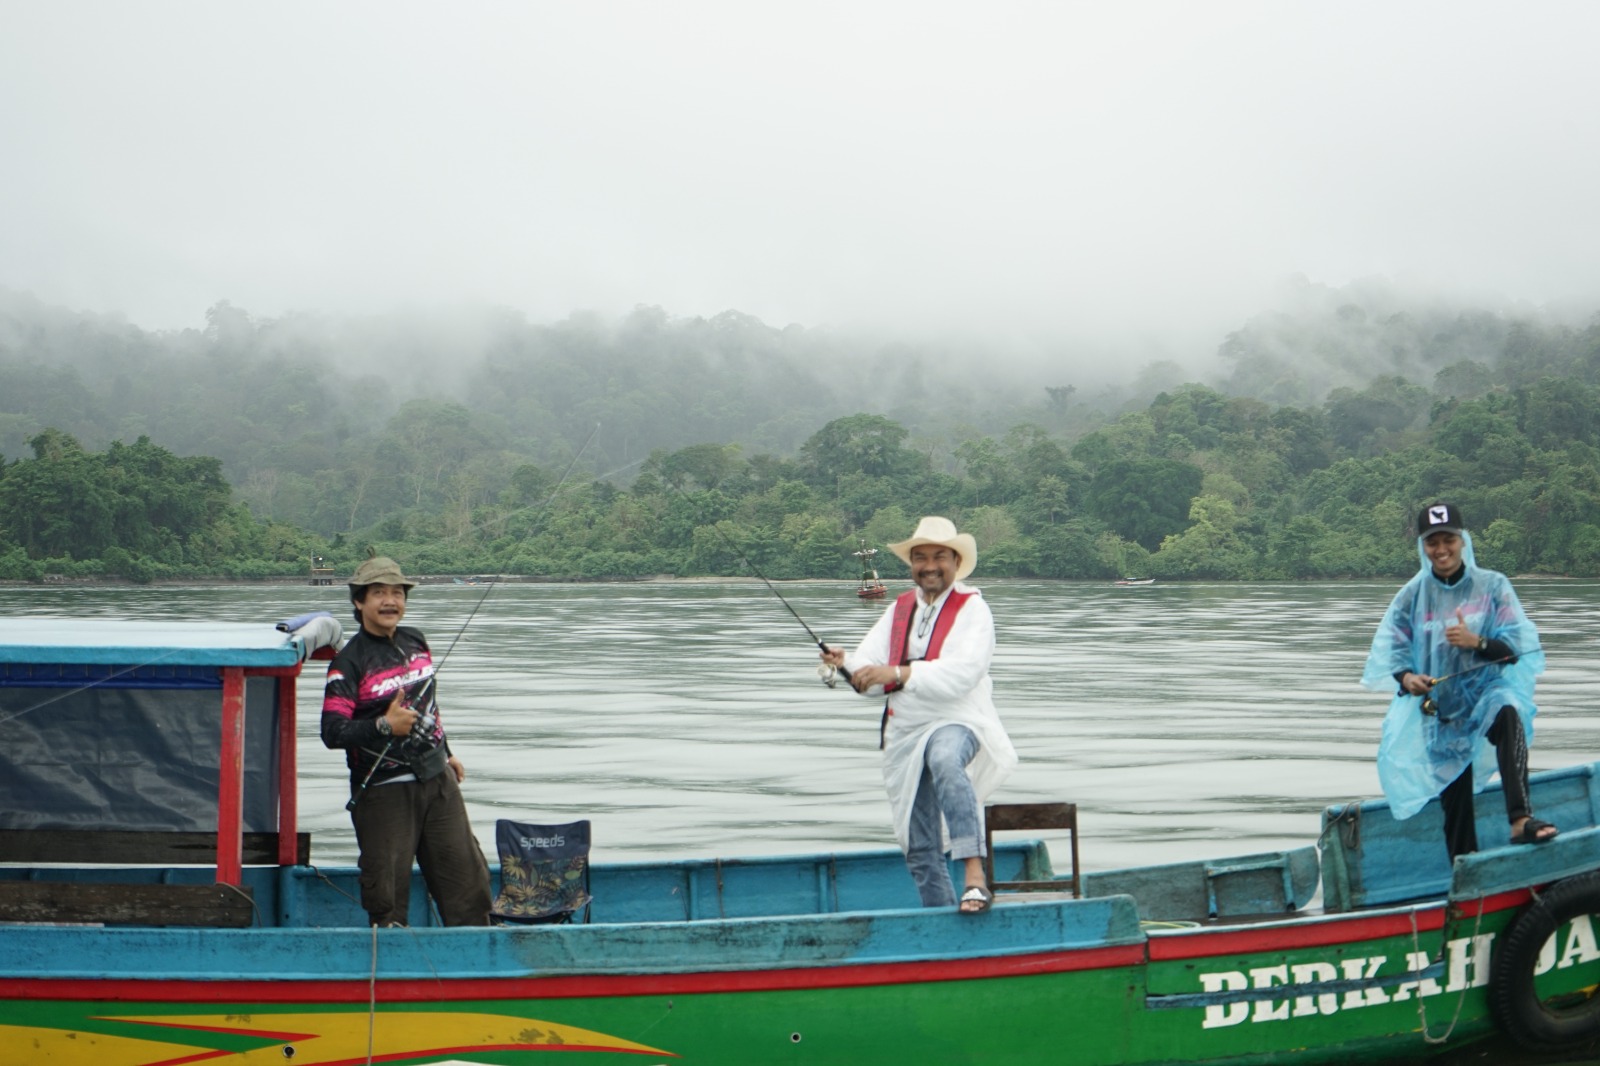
[904,724,983,907]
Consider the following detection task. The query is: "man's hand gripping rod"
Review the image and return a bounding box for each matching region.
[1419,654,1517,716]
[346,677,437,810]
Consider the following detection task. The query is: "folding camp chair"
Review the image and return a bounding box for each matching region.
[490,818,593,924]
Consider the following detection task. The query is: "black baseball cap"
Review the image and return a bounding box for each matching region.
[1417,502,1465,537]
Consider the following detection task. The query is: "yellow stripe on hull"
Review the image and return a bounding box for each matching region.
[5,1010,674,1065]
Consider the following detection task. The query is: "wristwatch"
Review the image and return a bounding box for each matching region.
[375,715,393,736]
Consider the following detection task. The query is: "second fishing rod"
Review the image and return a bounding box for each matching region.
[346,424,601,810]
[670,483,855,687]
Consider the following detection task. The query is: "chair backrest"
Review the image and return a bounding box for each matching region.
[984,802,1080,897]
[491,818,592,924]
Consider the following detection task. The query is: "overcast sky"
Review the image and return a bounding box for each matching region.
[3,1,1599,364]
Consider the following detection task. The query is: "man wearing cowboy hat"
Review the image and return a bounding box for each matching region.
[822,517,1018,914]
[321,556,492,926]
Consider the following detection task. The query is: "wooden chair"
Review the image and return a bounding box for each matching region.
[984,802,1080,898]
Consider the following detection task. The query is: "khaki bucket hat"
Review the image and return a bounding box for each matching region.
[348,556,416,593]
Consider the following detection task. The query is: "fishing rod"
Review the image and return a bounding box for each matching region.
[669,483,853,687]
[1419,654,1517,717]
[347,423,601,810]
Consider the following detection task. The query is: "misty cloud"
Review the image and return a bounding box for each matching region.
[3,1,1599,374]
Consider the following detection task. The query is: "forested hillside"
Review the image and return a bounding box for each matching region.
[2,281,1599,583]
[0,290,1087,537]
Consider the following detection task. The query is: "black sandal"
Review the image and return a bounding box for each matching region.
[1512,817,1558,845]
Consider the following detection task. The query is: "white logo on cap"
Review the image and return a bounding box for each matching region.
[1429,506,1450,526]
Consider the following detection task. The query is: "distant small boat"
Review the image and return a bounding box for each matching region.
[854,542,888,598]
[1113,577,1155,587]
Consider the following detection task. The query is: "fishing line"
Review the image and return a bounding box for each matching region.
[441,419,602,638]
[664,479,852,685]
[438,427,636,546]
[0,649,190,730]
[0,425,607,740]
[347,422,601,808]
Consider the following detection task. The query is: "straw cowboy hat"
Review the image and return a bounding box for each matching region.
[888,516,978,583]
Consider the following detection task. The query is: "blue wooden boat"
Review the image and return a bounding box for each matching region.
[2,617,1599,1065]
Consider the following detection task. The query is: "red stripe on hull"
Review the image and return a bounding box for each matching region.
[0,943,1145,1004]
[1147,888,1530,961]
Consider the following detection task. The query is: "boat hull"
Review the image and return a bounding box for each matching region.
[8,619,1600,1064]
[7,880,1597,1066]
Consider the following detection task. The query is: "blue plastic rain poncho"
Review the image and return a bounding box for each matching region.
[1361,530,1543,820]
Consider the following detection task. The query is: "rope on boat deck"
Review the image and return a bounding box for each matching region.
[309,864,364,909]
[1316,802,1362,853]
[1409,896,1485,1045]
[368,922,378,1066]
[343,880,451,1066]
[221,881,260,926]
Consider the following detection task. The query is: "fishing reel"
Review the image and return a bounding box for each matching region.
[397,678,439,750]
[400,708,440,753]
[817,663,840,689]
[1418,653,1517,718]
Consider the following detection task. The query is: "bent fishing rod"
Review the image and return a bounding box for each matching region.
[347,423,601,809]
[671,485,854,687]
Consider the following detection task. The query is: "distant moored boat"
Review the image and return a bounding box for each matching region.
[854,541,888,598]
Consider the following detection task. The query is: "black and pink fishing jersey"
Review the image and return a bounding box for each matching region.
[321,626,447,785]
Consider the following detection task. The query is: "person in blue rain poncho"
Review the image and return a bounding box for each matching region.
[1362,502,1557,860]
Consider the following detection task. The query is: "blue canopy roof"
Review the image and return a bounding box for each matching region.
[0,618,306,668]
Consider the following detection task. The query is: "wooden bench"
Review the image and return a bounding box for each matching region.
[0,829,309,866]
[0,830,307,927]
[0,881,256,927]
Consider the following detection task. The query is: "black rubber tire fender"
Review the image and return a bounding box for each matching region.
[1489,871,1600,1051]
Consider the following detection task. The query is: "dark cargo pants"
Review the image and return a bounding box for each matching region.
[350,770,492,926]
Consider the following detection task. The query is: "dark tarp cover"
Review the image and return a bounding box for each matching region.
[0,676,282,833]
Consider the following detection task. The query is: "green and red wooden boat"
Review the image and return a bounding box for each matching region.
[2,617,1599,1065]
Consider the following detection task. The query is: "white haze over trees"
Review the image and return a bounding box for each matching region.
[3,1,1600,393]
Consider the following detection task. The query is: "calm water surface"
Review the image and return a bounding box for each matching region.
[5,579,1599,873]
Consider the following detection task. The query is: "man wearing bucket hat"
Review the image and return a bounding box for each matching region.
[821,517,1018,914]
[1362,502,1556,860]
[321,556,492,926]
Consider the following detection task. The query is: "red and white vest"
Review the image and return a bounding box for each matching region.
[877,588,973,747]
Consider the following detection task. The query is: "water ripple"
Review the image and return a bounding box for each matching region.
[4,578,1597,873]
